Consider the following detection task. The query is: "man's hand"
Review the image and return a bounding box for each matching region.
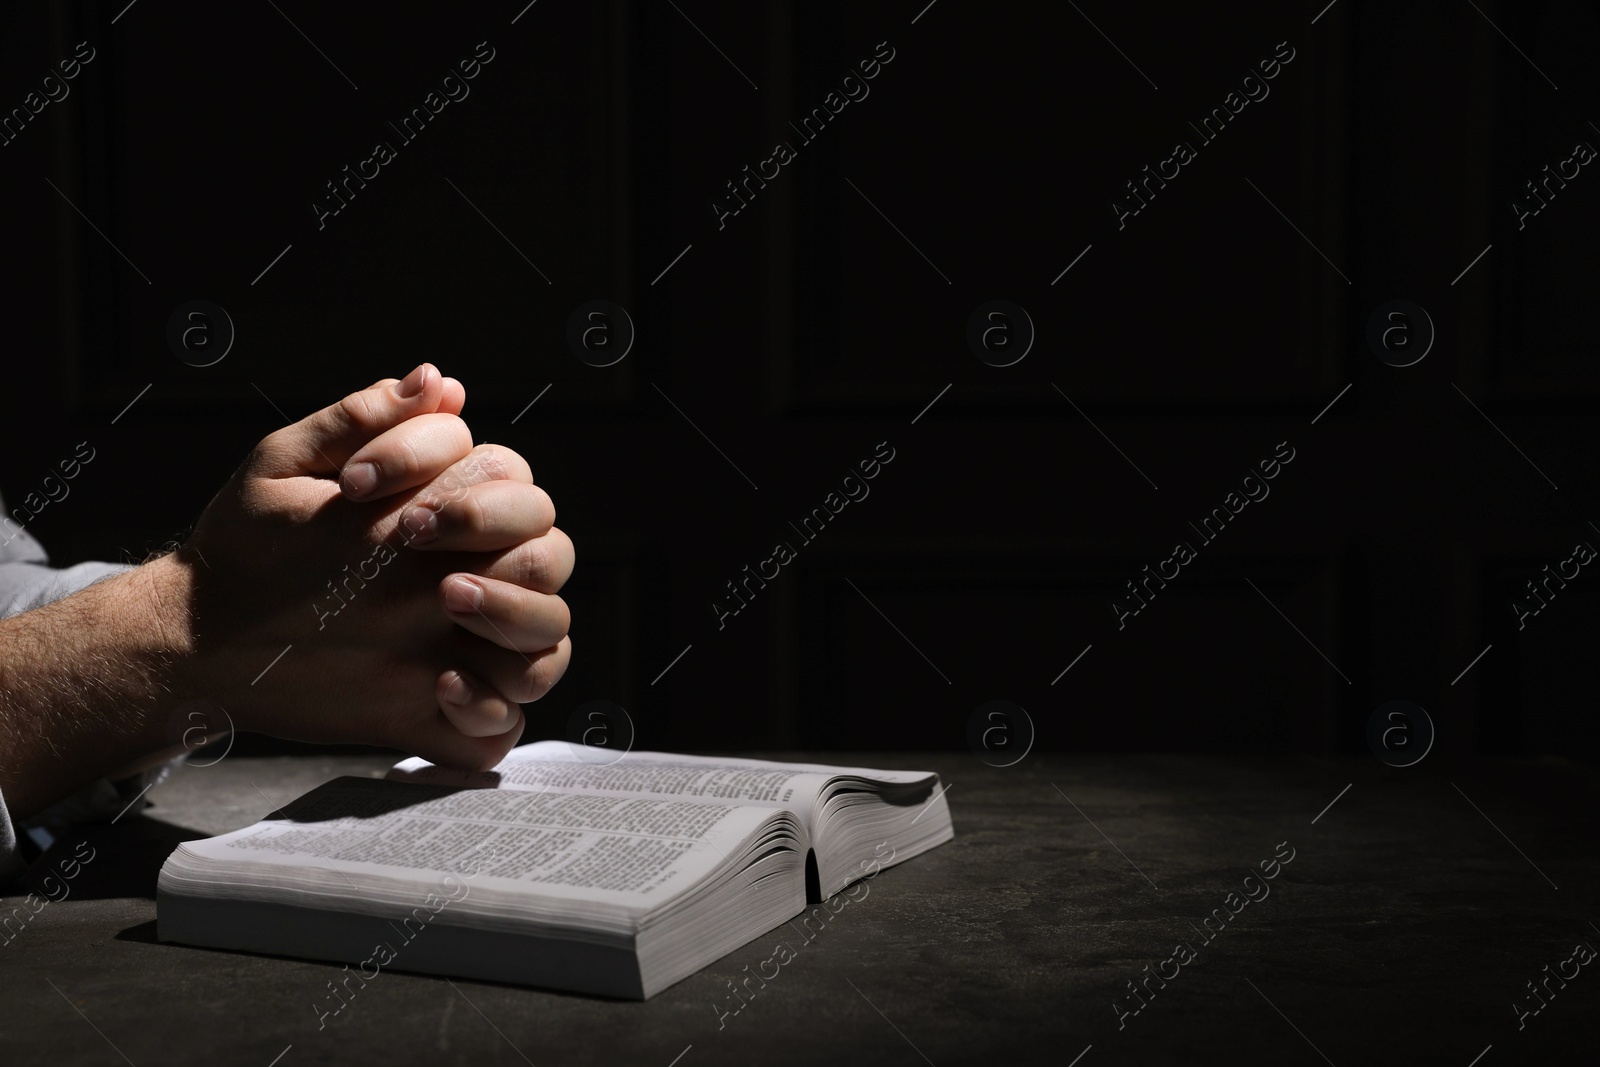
[0,365,573,816]
[180,363,573,767]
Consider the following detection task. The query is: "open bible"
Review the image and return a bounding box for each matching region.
[156,742,953,998]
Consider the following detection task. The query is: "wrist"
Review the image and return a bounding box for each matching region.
[107,550,202,756]
[131,547,213,727]
[135,547,199,662]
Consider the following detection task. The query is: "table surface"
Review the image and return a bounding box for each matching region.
[1,750,1596,1066]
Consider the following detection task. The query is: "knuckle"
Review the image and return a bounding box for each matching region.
[473,442,533,483]
[518,539,553,588]
[392,431,426,475]
[467,443,511,483]
[510,529,572,591]
[517,661,550,702]
[246,434,283,473]
[451,488,490,534]
[338,390,380,431]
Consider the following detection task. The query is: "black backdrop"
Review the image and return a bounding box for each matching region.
[3,0,1598,763]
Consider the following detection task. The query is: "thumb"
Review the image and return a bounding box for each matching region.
[252,364,453,478]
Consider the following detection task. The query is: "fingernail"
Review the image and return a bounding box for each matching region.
[341,461,379,499]
[404,505,438,544]
[395,364,431,399]
[441,671,471,707]
[445,576,484,614]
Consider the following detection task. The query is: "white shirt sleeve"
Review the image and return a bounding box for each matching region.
[0,500,131,616]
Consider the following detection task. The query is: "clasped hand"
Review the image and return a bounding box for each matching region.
[179,364,572,770]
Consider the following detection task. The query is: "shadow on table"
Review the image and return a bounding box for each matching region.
[19,814,210,902]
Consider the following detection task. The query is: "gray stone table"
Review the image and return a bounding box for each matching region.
[2,751,1597,1065]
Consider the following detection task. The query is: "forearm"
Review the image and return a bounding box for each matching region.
[0,552,198,816]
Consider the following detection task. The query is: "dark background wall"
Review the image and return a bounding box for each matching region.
[1,1,1595,762]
